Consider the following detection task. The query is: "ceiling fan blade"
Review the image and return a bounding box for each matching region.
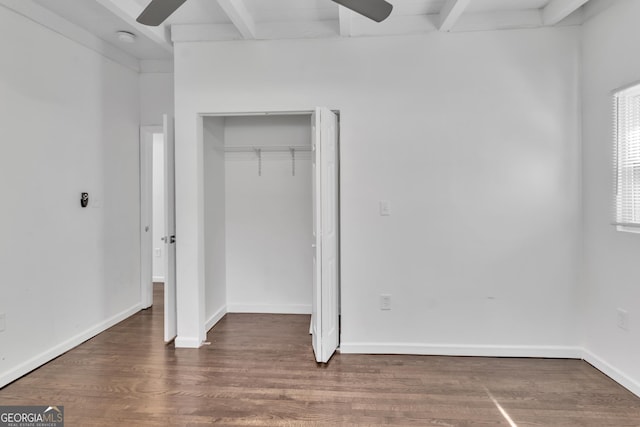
[331,0,393,22]
[137,0,188,26]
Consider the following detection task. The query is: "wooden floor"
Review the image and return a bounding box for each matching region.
[1,286,640,426]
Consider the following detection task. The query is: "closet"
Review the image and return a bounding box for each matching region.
[203,114,314,318]
[201,109,340,363]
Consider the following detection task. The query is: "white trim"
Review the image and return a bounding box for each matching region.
[216,0,256,40]
[542,0,590,26]
[612,80,640,96]
[152,276,166,283]
[339,342,582,359]
[439,0,472,31]
[227,304,312,315]
[0,0,140,72]
[171,23,242,43]
[255,21,339,40]
[174,336,203,348]
[201,110,315,117]
[583,350,640,398]
[205,306,228,331]
[338,7,353,37]
[0,303,141,388]
[453,10,543,32]
[616,225,640,234]
[347,15,436,38]
[582,0,616,23]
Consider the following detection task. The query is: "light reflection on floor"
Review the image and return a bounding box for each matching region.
[484,386,518,427]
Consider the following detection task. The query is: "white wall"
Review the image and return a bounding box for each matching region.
[224,115,312,313]
[203,117,227,329]
[152,133,166,282]
[581,0,640,396]
[174,28,582,355]
[0,6,141,387]
[140,68,174,126]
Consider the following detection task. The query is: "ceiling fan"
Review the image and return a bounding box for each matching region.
[137,0,393,26]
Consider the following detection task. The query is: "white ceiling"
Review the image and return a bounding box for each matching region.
[2,0,599,62]
[31,0,172,59]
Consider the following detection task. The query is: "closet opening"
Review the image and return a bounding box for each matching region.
[202,109,340,363]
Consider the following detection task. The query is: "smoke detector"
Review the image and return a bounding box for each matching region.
[116,31,137,43]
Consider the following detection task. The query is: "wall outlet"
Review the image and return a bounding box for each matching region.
[617,308,629,331]
[380,294,391,310]
[379,200,391,216]
[0,313,5,332]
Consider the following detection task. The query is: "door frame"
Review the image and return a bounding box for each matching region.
[191,109,341,353]
[140,125,163,309]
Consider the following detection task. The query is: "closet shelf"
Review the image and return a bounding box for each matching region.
[224,145,311,177]
[224,145,312,153]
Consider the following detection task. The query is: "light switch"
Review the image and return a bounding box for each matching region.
[379,200,391,216]
[380,295,391,310]
[154,248,162,258]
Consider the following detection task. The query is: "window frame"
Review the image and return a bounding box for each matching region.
[612,81,640,233]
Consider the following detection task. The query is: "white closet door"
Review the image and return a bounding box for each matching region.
[163,114,177,343]
[311,107,339,363]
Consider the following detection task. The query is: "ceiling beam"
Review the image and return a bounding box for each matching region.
[438,0,472,31]
[171,23,244,42]
[542,0,590,25]
[351,14,436,37]
[216,0,256,39]
[338,6,352,37]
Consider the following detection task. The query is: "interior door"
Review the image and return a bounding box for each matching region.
[163,114,177,343]
[311,107,339,363]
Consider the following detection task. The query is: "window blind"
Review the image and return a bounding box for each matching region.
[614,84,640,227]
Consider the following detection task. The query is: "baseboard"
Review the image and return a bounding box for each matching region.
[339,342,583,359]
[174,336,203,348]
[0,303,142,389]
[152,276,165,283]
[582,349,640,398]
[205,305,227,331]
[227,304,311,315]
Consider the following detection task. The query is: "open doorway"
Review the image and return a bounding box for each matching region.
[148,131,167,325]
[140,117,177,344]
[151,132,166,286]
[201,109,340,363]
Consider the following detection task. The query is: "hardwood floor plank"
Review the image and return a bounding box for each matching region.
[1,285,639,426]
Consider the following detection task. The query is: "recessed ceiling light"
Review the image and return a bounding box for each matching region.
[116,31,137,43]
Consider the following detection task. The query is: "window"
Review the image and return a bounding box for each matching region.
[613,83,640,233]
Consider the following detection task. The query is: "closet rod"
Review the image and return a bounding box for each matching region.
[224,145,312,153]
